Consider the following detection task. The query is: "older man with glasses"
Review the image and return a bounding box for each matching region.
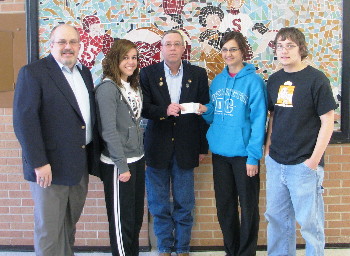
[139,30,209,256]
[13,24,100,256]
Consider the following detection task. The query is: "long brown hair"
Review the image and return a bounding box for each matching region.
[102,39,139,90]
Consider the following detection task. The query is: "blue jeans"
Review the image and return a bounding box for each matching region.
[146,155,195,253]
[264,155,325,256]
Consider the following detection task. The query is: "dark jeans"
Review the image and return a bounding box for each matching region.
[212,154,260,256]
[146,155,195,254]
[101,157,145,256]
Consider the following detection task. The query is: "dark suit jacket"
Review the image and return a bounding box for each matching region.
[13,54,100,186]
[140,61,209,169]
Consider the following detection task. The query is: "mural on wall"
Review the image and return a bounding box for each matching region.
[38,0,342,129]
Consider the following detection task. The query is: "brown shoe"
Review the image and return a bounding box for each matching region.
[177,253,189,256]
[159,253,171,256]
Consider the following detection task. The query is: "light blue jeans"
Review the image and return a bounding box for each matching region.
[146,155,195,254]
[264,155,325,256]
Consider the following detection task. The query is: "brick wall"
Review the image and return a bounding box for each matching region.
[1,105,350,248]
[1,0,349,250]
[0,0,25,13]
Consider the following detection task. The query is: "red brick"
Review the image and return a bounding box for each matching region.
[10,222,33,230]
[0,207,9,214]
[84,222,109,231]
[75,231,97,238]
[329,155,350,163]
[328,188,350,196]
[342,164,350,171]
[324,164,342,172]
[7,174,25,183]
[82,238,109,246]
[342,146,350,155]
[79,214,98,222]
[341,228,350,236]
[5,141,20,148]
[10,206,33,214]
[10,238,34,245]
[198,206,217,215]
[4,108,13,115]
[0,116,12,124]
[0,230,24,238]
[329,171,350,180]
[8,190,31,198]
[194,182,213,190]
[97,215,108,222]
[200,222,221,230]
[325,146,342,155]
[83,207,107,215]
[0,214,22,222]
[6,158,23,165]
[196,198,214,206]
[0,222,10,229]
[5,124,14,132]
[0,198,21,206]
[341,213,350,220]
[86,190,105,198]
[21,199,34,206]
[325,212,341,220]
[97,230,109,239]
[0,3,25,12]
[22,215,34,222]
[191,230,213,238]
[328,220,350,228]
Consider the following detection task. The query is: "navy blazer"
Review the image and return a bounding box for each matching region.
[13,54,100,185]
[140,61,209,169]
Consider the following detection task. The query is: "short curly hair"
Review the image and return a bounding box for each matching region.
[274,27,309,60]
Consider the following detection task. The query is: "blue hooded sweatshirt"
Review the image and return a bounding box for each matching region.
[202,63,267,165]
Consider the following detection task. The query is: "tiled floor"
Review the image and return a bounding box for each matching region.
[0,249,349,256]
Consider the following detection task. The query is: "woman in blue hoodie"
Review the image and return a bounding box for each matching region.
[198,31,267,256]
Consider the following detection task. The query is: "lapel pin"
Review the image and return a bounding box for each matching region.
[186,79,192,88]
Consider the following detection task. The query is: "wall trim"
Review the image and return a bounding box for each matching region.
[0,244,349,252]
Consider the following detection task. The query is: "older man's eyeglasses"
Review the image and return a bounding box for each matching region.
[163,42,183,48]
[53,40,80,46]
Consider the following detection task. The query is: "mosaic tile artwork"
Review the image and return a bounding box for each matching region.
[38,0,342,128]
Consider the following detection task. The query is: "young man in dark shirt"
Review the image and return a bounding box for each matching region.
[264,27,337,256]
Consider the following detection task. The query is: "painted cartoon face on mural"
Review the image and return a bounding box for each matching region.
[89,23,103,38]
[206,14,221,29]
[226,0,244,10]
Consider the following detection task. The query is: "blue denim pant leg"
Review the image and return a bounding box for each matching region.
[288,163,325,256]
[265,155,325,256]
[146,156,195,254]
[146,165,173,253]
[265,155,296,256]
[171,157,195,253]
